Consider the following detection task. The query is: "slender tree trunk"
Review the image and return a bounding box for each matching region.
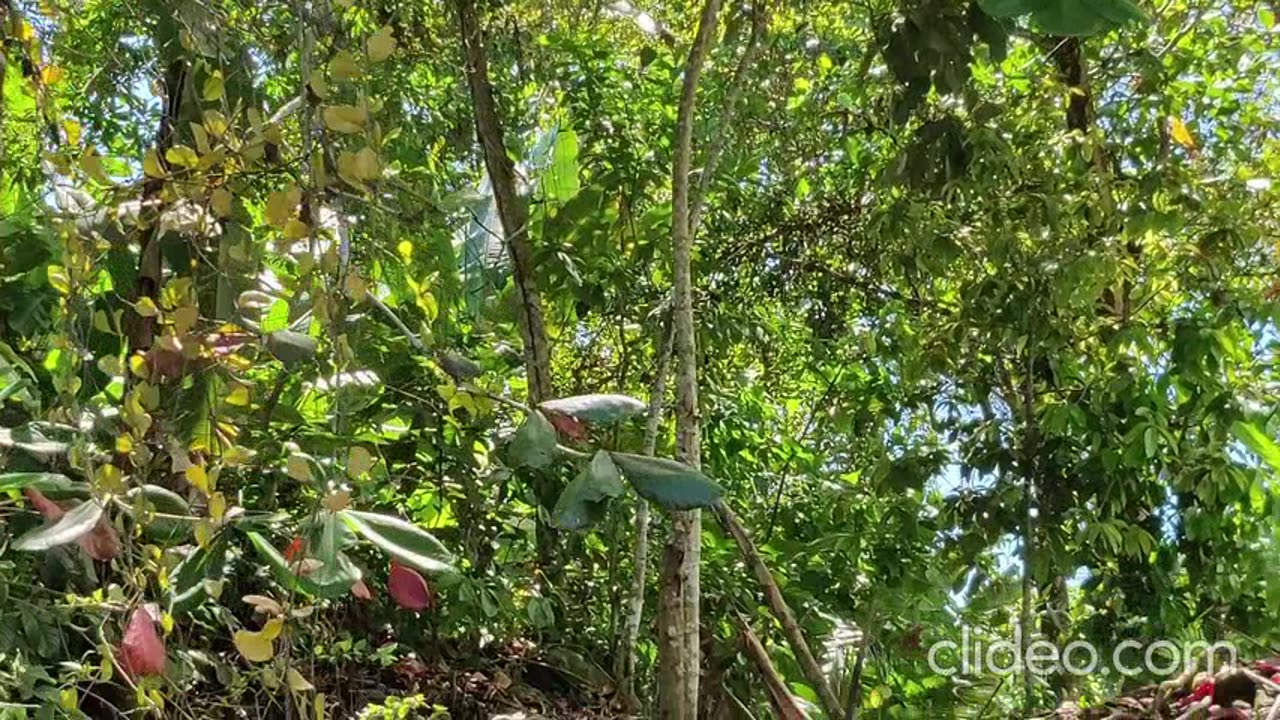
[714,501,844,719]
[1019,356,1038,715]
[658,0,722,715]
[455,0,553,405]
[617,315,674,712]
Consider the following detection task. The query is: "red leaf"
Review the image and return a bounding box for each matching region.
[79,521,120,561]
[117,607,166,679]
[388,561,432,611]
[24,489,118,561]
[23,487,65,520]
[546,411,588,443]
[283,536,304,562]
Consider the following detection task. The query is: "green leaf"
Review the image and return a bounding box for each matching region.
[552,450,624,530]
[126,485,194,544]
[14,499,103,551]
[244,530,315,594]
[0,472,88,498]
[265,330,317,367]
[539,394,647,425]
[341,510,455,575]
[170,539,228,613]
[978,0,1037,18]
[1231,420,1280,472]
[1081,0,1149,25]
[1031,0,1108,35]
[509,411,559,468]
[610,452,724,510]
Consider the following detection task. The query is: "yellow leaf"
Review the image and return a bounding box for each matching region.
[63,120,82,146]
[315,694,326,720]
[322,105,367,134]
[97,355,124,376]
[143,148,165,179]
[283,218,311,241]
[211,187,233,217]
[135,297,160,318]
[204,110,229,137]
[203,70,225,102]
[309,72,330,100]
[47,265,71,294]
[367,26,396,63]
[191,122,211,154]
[353,146,380,179]
[347,446,374,477]
[116,434,133,454]
[172,305,199,334]
[1170,117,1197,151]
[80,150,111,185]
[41,65,65,85]
[128,354,148,378]
[329,51,361,81]
[287,668,315,692]
[233,629,275,663]
[166,145,199,169]
[226,383,251,406]
[209,491,227,521]
[265,186,301,228]
[287,454,312,482]
[194,519,213,548]
[186,465,210,495]
[262,617,285,640]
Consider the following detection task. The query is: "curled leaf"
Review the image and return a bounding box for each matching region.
[387,561,432,611]
[117,607,166,679]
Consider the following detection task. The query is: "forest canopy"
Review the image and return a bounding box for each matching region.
[0,0,1278,717]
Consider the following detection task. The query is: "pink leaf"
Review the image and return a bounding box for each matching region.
[546,411,588,443]
[387,562,432,611]
[117,607,166,679]
[350,579,373,601]
[23,487,65,520]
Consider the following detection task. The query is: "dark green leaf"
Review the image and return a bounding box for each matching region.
[552,450,625,530]
[341,510,455,575]
[509,411,559,468]
[610,452,724,510]
[126,485,194,544]
[0,472,88,498]
[977,0,1037,18]
[265,330,317,367]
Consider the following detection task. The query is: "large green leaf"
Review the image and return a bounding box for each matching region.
[1232,421,1280,472]
[14,499,103,551]
[509,411,559,468]
[170,539,228,614]
[0,472,88,499]
[309,512,362,590]
[265,330,317,367]
[1031,0,1107,35]
[977,0,1037,18]
[552,451,625,530]
[341,510,455,575]
[126,485,194,545]
[539,394,647,426]
[1082,0,1149,24]
[610,452,724,510]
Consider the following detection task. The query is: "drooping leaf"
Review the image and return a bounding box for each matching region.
[538,394,646,426]
[233,627,276,663]
[509,411,559,468]
[1081,0,1149,24]
[14,498,105,552]
[341,510,455,575]
[126,485,194,544]
[117,607,166,679]
[977,0,1037,18]
[552,451,625,530]
[387,561,432,611]
[266,330,318,367]
[610,452,724,510]
[1232,421,1280,472]
[170,540,228,613]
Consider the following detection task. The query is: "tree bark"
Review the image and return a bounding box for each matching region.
[714,501,845,719]
[455,0,553,406]
[658,0,722,715]
[616,315,674,713]
[738,617,807,720]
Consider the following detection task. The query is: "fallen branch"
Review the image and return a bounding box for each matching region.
[713,500,845,719]
[737,614,808,720]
